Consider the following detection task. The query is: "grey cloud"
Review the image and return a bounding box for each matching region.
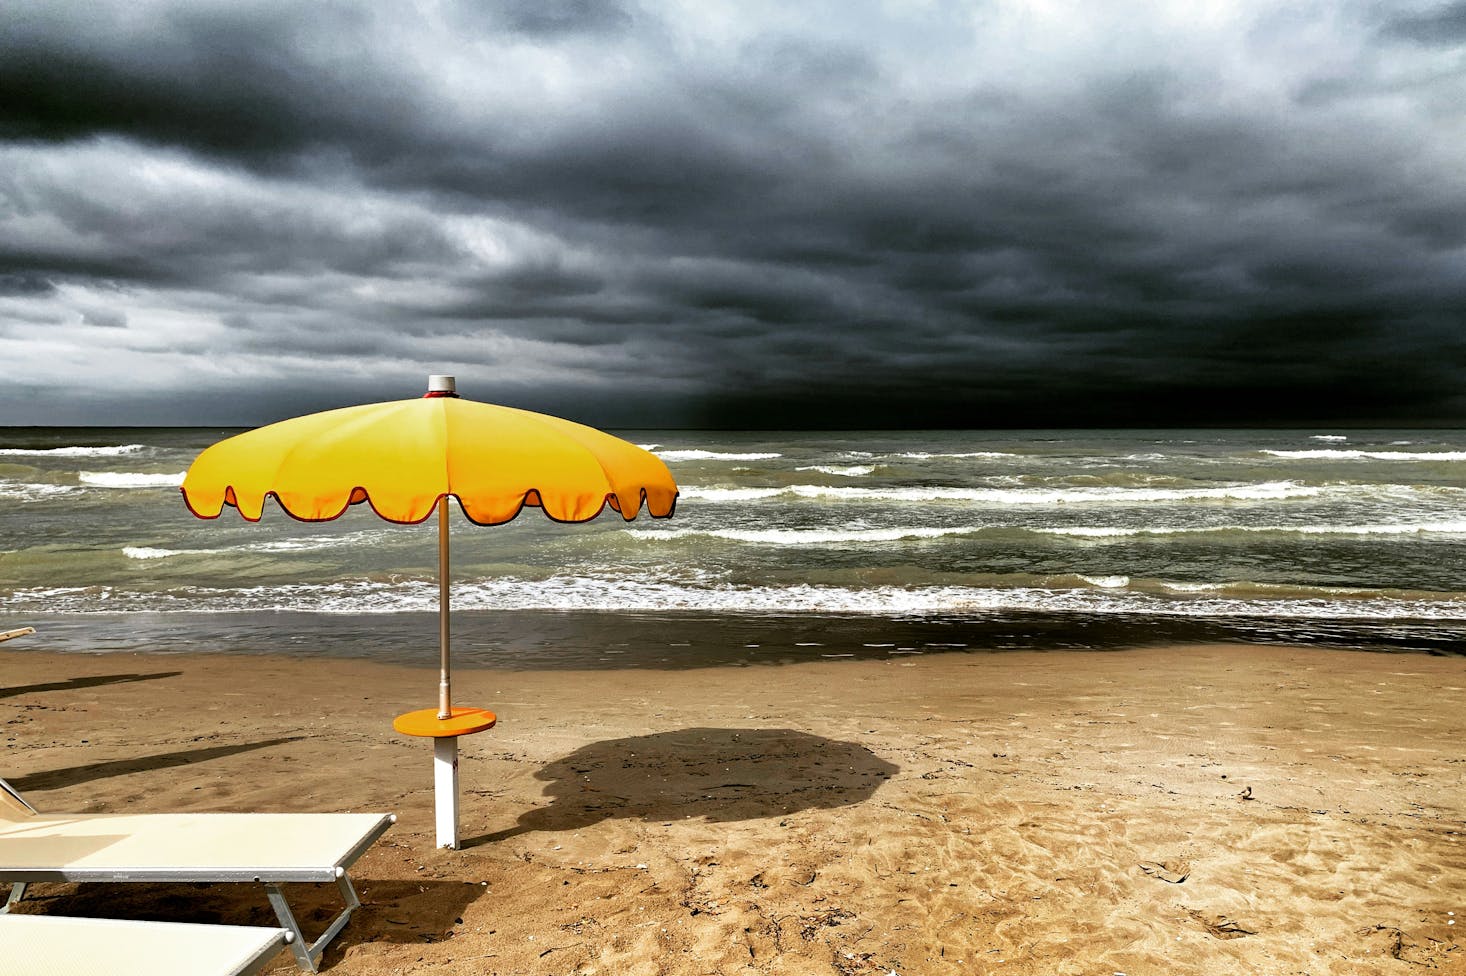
[0,272,55,296]
[1382,1,1466,44]
[80,306,128,328]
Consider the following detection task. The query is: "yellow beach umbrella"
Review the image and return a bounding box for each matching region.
[181,375,678,847]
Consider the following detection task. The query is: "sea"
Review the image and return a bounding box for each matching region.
[3,427,1466,667]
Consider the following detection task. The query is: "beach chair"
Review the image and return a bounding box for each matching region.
[2,913,290,976]
[0,775,393,972]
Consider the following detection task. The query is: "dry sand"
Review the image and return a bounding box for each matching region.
[2,643,1463,974]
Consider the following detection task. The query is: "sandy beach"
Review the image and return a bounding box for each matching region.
[3,642,1463,975]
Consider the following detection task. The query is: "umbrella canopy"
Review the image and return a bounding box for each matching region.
[180,391,678,526]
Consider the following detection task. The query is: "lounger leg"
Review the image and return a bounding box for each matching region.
[2,882,26,913]
[265,872,363,973]
[265,883,321,973]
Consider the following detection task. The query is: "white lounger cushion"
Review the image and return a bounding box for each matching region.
[2,914,288,976]
[0,812,393,883]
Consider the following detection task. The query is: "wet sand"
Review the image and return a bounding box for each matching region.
[3,643,1463,974]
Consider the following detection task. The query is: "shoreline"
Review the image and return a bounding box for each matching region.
[7,609,1465,670]
[4,642,1464,974]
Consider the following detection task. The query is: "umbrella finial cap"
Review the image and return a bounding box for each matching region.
[426,375,458,398]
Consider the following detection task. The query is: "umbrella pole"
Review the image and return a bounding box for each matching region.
[438,497,452,719]
[435,496,459,849]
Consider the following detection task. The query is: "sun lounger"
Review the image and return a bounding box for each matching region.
[2,914,290,976]
[0,775,393,972]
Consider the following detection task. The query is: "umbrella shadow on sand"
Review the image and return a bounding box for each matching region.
[470,728,898,845]
[1,671,184,700]
[9,737,306,792]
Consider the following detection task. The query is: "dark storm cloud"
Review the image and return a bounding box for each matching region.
[2,0,1466,427]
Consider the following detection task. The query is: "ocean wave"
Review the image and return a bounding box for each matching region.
[625,525,982,545]
[0,480,79,501]
[680,481,1320,505]
[123,546,198,560]
[0,444,145,457]
[11,575,1466,622]
[1309,435,1349,442]
[887,451,1018,460]
[79,471,186,488]
[795,465,876,477]
[1262,449,1466,461]
[1077,574,1130,588]
[656,450,782,462]
[677,487,787,502]
[123,529,395,559]
[1039,521,1466,540]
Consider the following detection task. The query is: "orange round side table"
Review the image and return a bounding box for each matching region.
[393,706,497,738]
[393,706,496,849]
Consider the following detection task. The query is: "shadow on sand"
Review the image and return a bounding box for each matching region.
[10,877,482,970]
[0,671,184,700]
[9,737,306,793]
[469,727,898,845]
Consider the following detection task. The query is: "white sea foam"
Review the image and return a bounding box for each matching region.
[13,575,1466,622]
[122,529,395,559]
[0,444,145,457]
[1040,522,1466,539]
[677,487,787,502]
[79,471,186,488]
[679,481,1321,505]
[656,450,782,462]
[123,546,196,559]
[1078,575,1131,588]
[817,481,1313,504]
[0,480,78,501]
[625,525,981,545]
[889,451,1018,460]
[1309,435,1349,442]
[1263,449,1466,461]
[795,465,876,477]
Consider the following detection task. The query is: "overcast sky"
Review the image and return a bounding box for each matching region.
[2,0,1465,428]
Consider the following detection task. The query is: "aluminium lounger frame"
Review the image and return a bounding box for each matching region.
[0,775,394,972]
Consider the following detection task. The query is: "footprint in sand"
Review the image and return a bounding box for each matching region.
[1186,909,1257,939]
[1138,859,1191,883]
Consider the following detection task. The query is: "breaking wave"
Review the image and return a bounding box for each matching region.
[887,451,1018,460]
[0,480,78,501]
[10,574,1466,621]
[79,471,186,488]
[795,465,876,477]
[680,481,1321,505]
[123,530,396,559]
[625,526,983,545]
[0,444,145,457]
[1039,521,1466,539]
[1263,449,1466,461]
[656,450,783,462]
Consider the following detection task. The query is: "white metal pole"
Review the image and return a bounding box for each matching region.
[433,737,460,849]
[437,496,452,720]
